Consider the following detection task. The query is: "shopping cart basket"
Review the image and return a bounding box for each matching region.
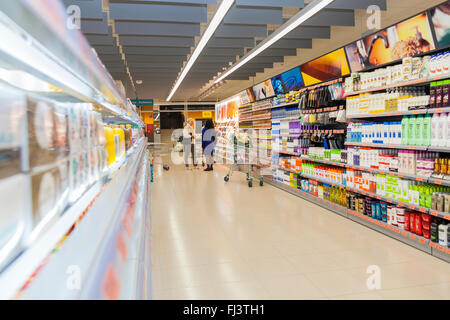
[222,133,263,188]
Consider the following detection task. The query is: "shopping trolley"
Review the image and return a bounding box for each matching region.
[222,131,264,188]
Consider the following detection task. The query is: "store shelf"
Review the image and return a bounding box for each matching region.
[273,150,302,156]
[344,74,450,97]
[345,141,429,151]
[261,176,438,259]
[300,106,345,114]
[0,138,149,299]
[301,156,429,183]
[347,106,450,119]
[272,116,301,121]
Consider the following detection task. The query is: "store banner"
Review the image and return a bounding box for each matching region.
[300,48,350,86]
[430,2,450,49]
[345,12,436,72]
[252,80,275,101]
[271,67,304,95]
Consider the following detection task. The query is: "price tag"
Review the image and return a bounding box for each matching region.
[398,174,404,178]
[444,215,450,221]
[408,205,415,210]
[398,202,405,207]
[434,179,442,185]
[419,238,426,244]
[402,231,408,237]
[102,265,120,300]
[430,211,439,217]
[412,110,420,115]
[409,234,416,240]
[376,196,382,200]
[395,112,402,116]
[419,208,427,213]
[438,245,445,252]
[116,232,127,262]
[386,112,392,116]
[436,108,444,113]
[416,177,423,182]
[430,242,437,248]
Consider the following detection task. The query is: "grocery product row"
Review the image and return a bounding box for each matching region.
[347,113,450,149]
[275,155,450,221]
[344,51,450,95]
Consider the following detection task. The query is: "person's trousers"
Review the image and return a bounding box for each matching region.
[183,143,197,167]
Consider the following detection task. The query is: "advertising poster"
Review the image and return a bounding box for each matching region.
[246,88,255,103]
[300,48,350,86]
[346,12,436,72]
[430,2,450,49]
[252,80,275,101]
[271,67,304,95]
[239,90,251,106]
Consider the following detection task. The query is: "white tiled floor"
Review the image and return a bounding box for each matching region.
[150,139,450,300]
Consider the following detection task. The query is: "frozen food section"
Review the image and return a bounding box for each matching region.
[0,1,152,299]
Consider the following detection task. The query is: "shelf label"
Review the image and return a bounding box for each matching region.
[436,108,444,113]
[419,238,426,244]
[402,231,408,237]
[438,245,445,252]
[447,249,450,255]
[116,232,127,262]
[409,234,416,240]
[444,215,450,221]
[419,208,427,213]
[395,228,400,234]
[430,211,439,217]
[434,179,443,185]
[408,205,415,210]
[430,242,437,248]
[416,177,423,181]
[102,265,120,300]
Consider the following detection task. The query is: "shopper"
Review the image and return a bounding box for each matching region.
[202,119,216,171]
[182,118,197,169]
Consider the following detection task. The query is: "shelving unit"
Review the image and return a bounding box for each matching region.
[215,40,450,264]
[261,175,448,261]
[0,2,151,299]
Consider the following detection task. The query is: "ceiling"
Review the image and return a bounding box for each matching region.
[63,0,391,102]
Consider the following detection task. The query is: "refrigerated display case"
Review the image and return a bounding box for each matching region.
[0,1,151,299]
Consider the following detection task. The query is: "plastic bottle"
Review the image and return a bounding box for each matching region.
[402,116,409,145]
[431,113,440,146]
[104,127,116,166]
[409,116,417,145]
[439,223,448,247]
[438,112,447,147]
[416,115,424,146]
[423,114,432,146]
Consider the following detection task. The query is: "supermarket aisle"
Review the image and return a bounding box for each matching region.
[150,134,450,300]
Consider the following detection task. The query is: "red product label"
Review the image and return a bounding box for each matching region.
[415,215,423,236]
[409,213,415,233]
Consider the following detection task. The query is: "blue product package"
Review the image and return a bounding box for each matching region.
[376,202,381,220]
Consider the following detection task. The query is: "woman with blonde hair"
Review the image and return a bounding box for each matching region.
[182,118,197,169]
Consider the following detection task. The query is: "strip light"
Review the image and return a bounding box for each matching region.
[215,0,335,83]
[166,0,235,101]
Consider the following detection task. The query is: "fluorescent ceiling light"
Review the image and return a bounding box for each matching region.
[166,0,235,101]
[215,0,335,83]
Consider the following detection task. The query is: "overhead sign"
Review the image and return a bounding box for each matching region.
[131,99,154,107]
[202,111,212,118]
